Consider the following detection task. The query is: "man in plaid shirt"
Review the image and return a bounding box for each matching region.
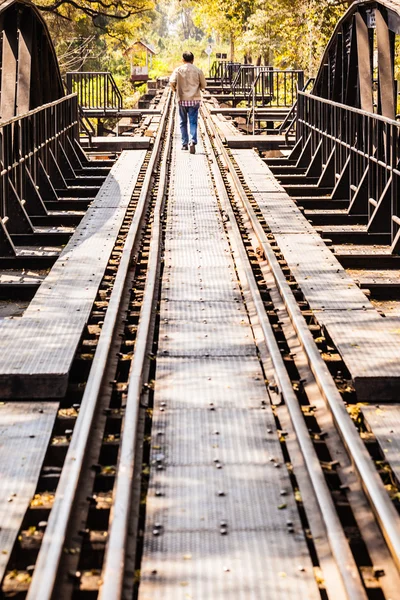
[170,52,207,154]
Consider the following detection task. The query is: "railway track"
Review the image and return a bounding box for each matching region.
[2,94,400,600]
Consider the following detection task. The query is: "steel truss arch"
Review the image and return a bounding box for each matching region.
[313,0,400,119]
[0,0,64,121]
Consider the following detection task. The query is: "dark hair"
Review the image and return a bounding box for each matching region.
[182,51,194,63]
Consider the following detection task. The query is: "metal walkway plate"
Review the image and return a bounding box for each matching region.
[232,149,400,401]
[0,150,146,398]
[361,405,400,479]
[225,135,291,149]
[0,402,58,580]
[138,120,319,600]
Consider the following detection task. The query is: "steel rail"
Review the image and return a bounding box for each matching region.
[98,101,174,600]
[200,111,367,600]
[201,103,400,572]
[26,88,172,600]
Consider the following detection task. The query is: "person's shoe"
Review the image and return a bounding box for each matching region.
[189,142,196,154]
[182,144,188,150]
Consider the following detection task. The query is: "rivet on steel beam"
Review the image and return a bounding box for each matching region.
[78,529,90,538]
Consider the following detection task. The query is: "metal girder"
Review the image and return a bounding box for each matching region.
[16,11,33,115]
[332,155,350,200]
[367,176,393,232]
[313,1,398,120]
[345,20,359,107]
[1,11,18,121]
[355,13,373,113]
[0,0,63,119]
[292,1,400,254]
[376,9,395,119]
[332,32,343,103]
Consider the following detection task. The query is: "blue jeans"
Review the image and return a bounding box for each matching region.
[179,104,199,146]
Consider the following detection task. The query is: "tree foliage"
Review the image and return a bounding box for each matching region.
[35,0,153,23]
[34,0,357,102]
[191,0,352,74]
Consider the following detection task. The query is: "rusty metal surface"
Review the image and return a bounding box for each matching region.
[138,122,319,600]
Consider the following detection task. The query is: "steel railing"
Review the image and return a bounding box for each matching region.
[0,94,79,253]
[233,66,304,105]
[277,77,315,141]
[209,60,241,89]
[297,91,400,251]
[232,65,269,98]
[66,71,123,111]
[251,69,305,107]
[245,69,306,135]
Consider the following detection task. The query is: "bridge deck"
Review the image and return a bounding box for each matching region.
[225,135,294,149]
[80,136,150,151]
[0,402,58,579]
[0,150,146,398]
[138,120,319,600]
[361,405,400,482]
[231,149,400,401]
[209,107,290,116]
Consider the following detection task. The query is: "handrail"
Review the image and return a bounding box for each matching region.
[66,71,123,111]
[232,65,270,96]
[246,70,306,134]
[279,77,315,141]
[248,68,305,105]
[209,60,241,85]
[0,93,80,257]
[0,94,79,235]
[0,93,77,127]
[295,89,400,250]
[64,78,95,144]
[298,89,400,127]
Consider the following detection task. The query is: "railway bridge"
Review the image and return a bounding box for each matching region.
[2,0,400,598]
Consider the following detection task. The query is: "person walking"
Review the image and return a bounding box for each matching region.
[169,51,207,154]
